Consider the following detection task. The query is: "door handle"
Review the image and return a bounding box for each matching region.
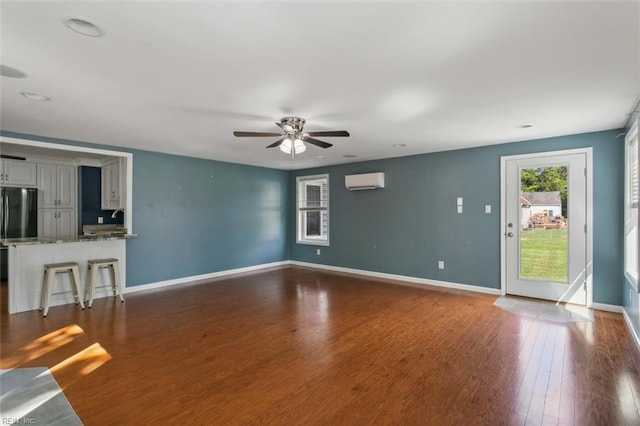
[507,232,514,237]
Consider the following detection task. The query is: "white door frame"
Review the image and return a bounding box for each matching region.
[500,148,593,306]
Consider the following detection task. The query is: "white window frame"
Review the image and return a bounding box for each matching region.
[296,174,329,246]
[625,119,639,288]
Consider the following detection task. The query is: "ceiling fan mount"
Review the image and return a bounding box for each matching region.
[233,116,350,162]
[277,116,306,134]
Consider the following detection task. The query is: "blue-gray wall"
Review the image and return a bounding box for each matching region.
[1,131,290,286]
[289,130,624,306]
[1,129,625,305]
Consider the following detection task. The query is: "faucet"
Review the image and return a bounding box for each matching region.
[111,209,124,219]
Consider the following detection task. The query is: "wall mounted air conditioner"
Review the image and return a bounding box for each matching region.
[344,172,385,191]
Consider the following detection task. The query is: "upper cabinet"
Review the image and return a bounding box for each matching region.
[0,159,37,187]
[37,164,77,209]
[102,159,124,210]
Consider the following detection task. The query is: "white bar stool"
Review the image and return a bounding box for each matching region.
[86,258,124,308]
[41,262,85,317]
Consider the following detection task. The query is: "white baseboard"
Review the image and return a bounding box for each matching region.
[289,261,502,296]
[591,302,623,313]
[124,261,289,294]
[623,308,640,353]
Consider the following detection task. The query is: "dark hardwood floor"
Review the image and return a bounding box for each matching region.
[1,267,640,425]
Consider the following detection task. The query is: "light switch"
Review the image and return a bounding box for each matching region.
[457,205,463,214]
[485,205,491,214]
[457,197,463,206]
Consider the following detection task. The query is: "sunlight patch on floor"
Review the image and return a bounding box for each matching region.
[0,324,84,369]
[494,296,594,323]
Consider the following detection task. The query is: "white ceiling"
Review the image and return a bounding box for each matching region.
[1,1,639,170]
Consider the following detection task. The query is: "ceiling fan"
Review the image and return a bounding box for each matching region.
[233,117,350,162]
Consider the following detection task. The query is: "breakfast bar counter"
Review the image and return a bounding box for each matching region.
[3,235,135,314]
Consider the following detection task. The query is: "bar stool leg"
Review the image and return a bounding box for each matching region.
[40,268,48,313]
[42,269,54,317]
[111,262,124,302]
[87,263,97,308]
[70,266,85,310]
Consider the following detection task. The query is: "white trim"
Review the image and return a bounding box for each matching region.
[1,135,134,233]
[124,261,290,294]
[624,118,639,288]
[296,173,330,246]
[289,261,502,295]
[591,303,623,313]
[500,147,593,305]
[623,308,640,353]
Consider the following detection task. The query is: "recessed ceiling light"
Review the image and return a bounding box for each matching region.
[0,65,27,78]
[343,154,357,158]
[63,17,106,37]
[393,143,407,148]
[20,92,50,101]
[520,124,534,129]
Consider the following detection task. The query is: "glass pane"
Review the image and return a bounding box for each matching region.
[519,166,568,282]
[306,211,321,236]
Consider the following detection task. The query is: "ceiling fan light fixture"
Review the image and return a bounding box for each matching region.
[293,138,306,154]
[280,138,306,154]
[279,138,292,154]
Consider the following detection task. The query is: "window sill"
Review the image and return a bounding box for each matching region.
[296,239,330,247]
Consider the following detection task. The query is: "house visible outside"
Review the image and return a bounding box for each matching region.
[520,191,564,230]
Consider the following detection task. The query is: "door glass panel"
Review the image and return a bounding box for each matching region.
[519,166,568,283]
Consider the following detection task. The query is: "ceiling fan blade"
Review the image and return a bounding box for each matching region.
[265,137,286,148]
[275,122,295,133]
[305,130,350,137]
[302,136,333,149]
[233,131,283,137]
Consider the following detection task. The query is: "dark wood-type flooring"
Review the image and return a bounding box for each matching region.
[2,267,640,425]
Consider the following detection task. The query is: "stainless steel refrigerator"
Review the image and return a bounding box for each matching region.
[0,187,38,280]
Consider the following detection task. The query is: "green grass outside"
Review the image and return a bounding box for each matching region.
[520,228,568,282]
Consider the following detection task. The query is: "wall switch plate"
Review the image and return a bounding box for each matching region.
[456,197,463,206]
[98,217,103,224]
[457,205,463,214]
[485,205,491,214]
[316,248,321,255]
[438,261,445,269]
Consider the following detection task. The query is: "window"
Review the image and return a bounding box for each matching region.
[296,174,329,245]
[625,119,639,286]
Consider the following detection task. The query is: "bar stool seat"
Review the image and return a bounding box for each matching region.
[41,262,85,317]
[86,258,124,308]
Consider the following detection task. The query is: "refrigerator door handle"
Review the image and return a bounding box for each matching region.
[3,195,8,239]
[0,195,3,239]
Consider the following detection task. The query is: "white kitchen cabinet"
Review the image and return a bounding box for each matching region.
[37,163,77,239]
[40,209,75,239]
[101,159,124,210]
[0,159,37,187]
[37,164,76,209]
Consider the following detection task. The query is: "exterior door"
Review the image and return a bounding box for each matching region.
[502,150,589,305]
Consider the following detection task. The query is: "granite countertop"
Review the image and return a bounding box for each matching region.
[1,234,138,247]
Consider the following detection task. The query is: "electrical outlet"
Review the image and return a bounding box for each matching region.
[438,261,445,269]
[316,248,321,255]
[98,217,103,224]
